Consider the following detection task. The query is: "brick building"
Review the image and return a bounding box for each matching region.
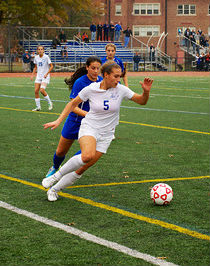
[98,0,210,57]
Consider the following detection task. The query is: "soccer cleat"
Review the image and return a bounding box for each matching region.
[46,166,58,178]
[48,102,53,110]
[42,175,57,189]
[32,107,41,111]
[47,187,59,201]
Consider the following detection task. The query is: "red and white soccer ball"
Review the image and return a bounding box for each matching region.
[150,183,173,205]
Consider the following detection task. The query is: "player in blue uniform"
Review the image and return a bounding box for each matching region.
[101,43,128,87]
[46,56,102,178]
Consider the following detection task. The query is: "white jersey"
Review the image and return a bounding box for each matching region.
[34,54,51,78]
[79,82,135,132]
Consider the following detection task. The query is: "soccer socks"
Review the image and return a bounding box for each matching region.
[44,94,52,104]
[54,154,85,180]
[35,98,41,109]
[53,171,82,191]
[53,152,65,170]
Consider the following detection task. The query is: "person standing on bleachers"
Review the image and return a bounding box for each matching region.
[123,27,132,48]
[103,22,109,41]
[109,21,115,42]
[115,21,122,42]
[90,22,96,41]
[97,22,103,41]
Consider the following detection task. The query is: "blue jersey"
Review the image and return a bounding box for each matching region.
[61,74,103,139]
[101,56,124,72]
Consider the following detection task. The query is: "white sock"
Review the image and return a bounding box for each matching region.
[35,98,41,108]
[54,154,85,180]
[53,171,82,191]
[44,94,52,104]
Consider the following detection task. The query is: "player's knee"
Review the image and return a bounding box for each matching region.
[81,152,95,163]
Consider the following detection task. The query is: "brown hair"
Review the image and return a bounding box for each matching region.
[101,60,121,77]
[105,43,116,51]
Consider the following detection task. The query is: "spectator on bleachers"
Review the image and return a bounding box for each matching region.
[82,32,89,43]
[97,22,103,41]
[60,45,68,59]
[103,22,109,41]
[59,30,67,43]
[123,27,132,48]
[90,22,96,41]
[52,35,61,49]
[204,51,210,71]
[109,21,115,42]
[184,28,191,50]
[133,52,141,71]
[74,32,82,43]
[115,21,122,41]
[22,49,31,72]
[189,29,196,54]
[149,43,155,61]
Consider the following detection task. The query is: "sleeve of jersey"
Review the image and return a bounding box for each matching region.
[123,86,135,100]
[47,56,52,64]
[78,86,90,102]
[70,79,83,99]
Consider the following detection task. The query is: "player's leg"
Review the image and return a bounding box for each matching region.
[42,135,96,189]
[47,151,103,201]
[40,81,53,110]
[32,83,41,111]
[46,136,75,177]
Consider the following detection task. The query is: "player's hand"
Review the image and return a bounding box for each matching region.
[43,120,60,130]
[140,77,153,93]
[44,73,48,79]
[30,75,34,81]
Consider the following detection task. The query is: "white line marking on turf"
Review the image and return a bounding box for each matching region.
[0,201,179,266]
[0,94,208,115]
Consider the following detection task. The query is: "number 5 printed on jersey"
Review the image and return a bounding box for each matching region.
[104,100,109,110]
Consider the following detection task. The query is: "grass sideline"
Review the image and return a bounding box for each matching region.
[0,75,210,266]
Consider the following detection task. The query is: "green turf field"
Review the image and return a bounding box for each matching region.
[0,75,210,266]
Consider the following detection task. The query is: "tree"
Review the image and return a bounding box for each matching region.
[0,0,100,26]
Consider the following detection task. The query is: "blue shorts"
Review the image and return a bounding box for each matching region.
[61,117,81,140]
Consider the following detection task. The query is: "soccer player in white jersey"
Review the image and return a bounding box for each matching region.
[30,45,53,111]
[42,61,153,201]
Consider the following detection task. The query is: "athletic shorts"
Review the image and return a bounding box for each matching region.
[61,119,80,140]
[35,75,50,84]
[78,123,114,154]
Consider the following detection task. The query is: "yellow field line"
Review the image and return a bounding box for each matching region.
[120,120,210,135]
[66,175,210,189]
[0,173,209,241]
[1,106,210,135]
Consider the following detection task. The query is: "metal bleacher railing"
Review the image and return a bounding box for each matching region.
[130,35,172,71]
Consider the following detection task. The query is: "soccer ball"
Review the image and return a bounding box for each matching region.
[150,183,173,205]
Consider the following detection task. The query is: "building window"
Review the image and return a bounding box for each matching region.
[177,4,196,15]
[115,4,122,15]
[209,5,210,15]
[133,3,160,15]
[133,25,160,37]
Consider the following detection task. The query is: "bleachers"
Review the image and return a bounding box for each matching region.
[19,40,134,65]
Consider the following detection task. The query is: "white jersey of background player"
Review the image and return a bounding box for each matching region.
[30,45,53,111]
[42,61,153,201]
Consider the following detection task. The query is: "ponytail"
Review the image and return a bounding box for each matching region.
[64,67,87,90]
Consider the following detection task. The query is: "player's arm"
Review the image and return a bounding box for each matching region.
[30,64,37,81]
[44,63,53,78]
[43,96,83,130]
[121,62,128,87]
[131,77,153,105]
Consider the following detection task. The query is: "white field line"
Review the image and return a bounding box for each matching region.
[0,94,209,115]
[0,200,179,266]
